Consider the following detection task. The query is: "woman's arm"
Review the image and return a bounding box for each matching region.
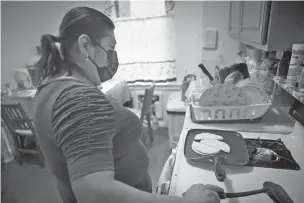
[52,84,214,203]
[72,170,197,203]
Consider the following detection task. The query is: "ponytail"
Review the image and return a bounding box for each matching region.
[36,34,64,85]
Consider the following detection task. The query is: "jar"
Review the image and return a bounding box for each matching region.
[287,44,304,85]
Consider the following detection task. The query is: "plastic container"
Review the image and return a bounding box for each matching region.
[287,44,304,85]
[297,61,304,87]
[298,68,304,92]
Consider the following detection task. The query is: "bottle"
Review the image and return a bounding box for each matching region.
[287,44,304,86]
[276,51,292,79]
[214,65,221,84]
[296,60,304,87]
[181,70,189,101]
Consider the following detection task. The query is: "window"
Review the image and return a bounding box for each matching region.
[104,0,174,20]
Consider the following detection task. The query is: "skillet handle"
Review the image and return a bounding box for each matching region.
[214,157,226,182]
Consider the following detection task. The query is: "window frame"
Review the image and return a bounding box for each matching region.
[104,0,175,22]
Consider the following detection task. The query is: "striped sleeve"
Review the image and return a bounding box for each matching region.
[51,83,116,181]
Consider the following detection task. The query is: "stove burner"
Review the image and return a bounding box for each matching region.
[251,148,280,164]
[245,138,300,170]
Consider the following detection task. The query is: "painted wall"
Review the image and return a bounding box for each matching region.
[174,1,241,81]
[1,1,106,85]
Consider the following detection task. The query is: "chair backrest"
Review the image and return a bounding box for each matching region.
[140,83,155,121]
[1,103,34,133]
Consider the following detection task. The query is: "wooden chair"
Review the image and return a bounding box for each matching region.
[127,83,157,146]
[1,103,44,168]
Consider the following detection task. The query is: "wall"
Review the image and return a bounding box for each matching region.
[1,1,106,85]
[174,1,241,81]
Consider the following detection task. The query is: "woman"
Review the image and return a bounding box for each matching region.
[33,6,222,203]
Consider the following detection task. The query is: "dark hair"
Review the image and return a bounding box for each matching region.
[36,7,115,84]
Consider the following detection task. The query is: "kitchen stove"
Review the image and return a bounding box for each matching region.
[245,138,300,170]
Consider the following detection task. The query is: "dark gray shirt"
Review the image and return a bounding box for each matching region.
[34,77,150,202]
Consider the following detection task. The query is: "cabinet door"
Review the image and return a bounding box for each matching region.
[239,1,271,45]
[229,1,241,38]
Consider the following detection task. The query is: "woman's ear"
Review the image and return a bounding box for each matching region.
[78,34,91,57]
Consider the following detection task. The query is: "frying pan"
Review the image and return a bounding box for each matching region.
[217,181,294,203]
[184,129,249,182]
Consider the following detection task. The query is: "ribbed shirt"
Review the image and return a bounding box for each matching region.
[34,76,150,201]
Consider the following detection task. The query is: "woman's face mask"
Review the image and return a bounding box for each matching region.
[88,45,119,82]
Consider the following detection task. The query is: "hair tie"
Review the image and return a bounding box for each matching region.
[54,36,65,43]
[54,37,60,43]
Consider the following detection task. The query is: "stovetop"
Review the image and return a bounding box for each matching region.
[244,138,300,170]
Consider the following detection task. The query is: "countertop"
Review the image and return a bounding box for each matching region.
[169,118,304,203]
[166,91,187,113]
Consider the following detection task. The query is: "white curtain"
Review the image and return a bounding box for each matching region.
[113,15,177,82]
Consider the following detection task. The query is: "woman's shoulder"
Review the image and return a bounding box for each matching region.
[37,76,92,93]
[37,76,101,96]
[34,77,108,114]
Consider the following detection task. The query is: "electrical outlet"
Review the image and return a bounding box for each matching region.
[203,28,218,49]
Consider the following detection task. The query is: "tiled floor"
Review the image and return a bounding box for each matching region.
[1,128,171,203]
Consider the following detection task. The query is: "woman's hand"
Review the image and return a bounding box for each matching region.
[182,184,224,203]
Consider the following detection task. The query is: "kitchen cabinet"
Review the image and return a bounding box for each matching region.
[239,1,269,45]
[229,1,242,39]
[229,1,304,51]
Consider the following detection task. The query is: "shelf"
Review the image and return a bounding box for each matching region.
[273,77,304,104]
